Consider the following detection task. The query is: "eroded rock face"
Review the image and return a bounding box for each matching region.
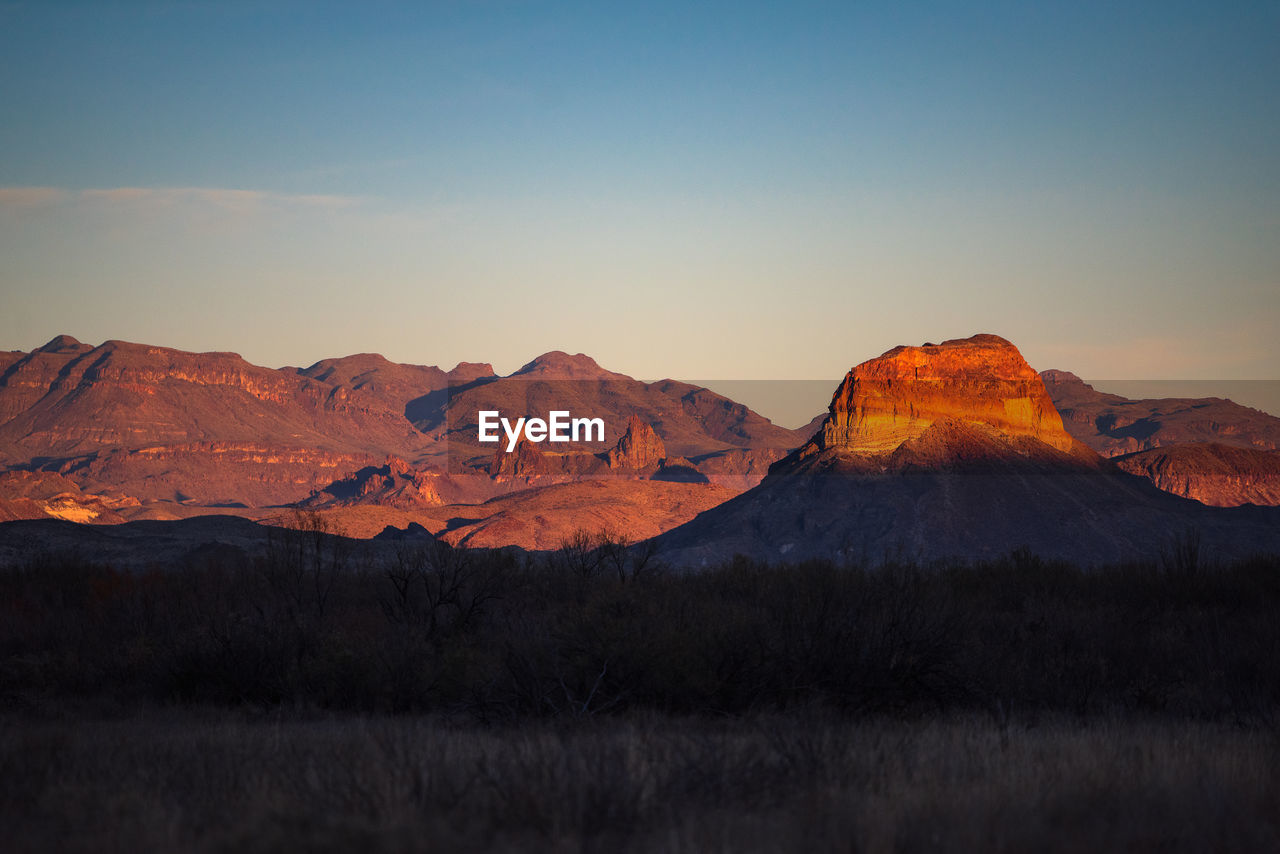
[653,336,1280,568]
[0,336,425,461]
[512,351,626,381]
[490,437,549,479]
[0,470,138,524]
[1041,370,1280,457]
[801,334,1080,462]
[303,456,444,510]
[1112,444,1280,507]
[607,416,666,470]
[47,443,378,506]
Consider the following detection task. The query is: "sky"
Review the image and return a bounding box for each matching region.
[1,0,1277,389]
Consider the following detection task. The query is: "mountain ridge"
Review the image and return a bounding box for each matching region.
[0,336,808,519]
[656,334,1280,566]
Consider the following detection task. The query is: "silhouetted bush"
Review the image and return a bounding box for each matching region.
[2,541,1279,724]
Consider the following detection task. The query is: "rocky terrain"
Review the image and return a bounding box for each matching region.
[1042,370,1280,456]
[0,470,137,524]
[789,334,1093,469]
[0,336,808,542]
[0,335,429,505]
[434,479,735,550]
[1111,443,1280,507]
[425,352,806,470]
[656,335,1280,567]
[5,332,1280,557]
[1039,370,1280,506]
[295,417,740,548]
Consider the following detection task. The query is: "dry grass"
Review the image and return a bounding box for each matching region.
[2,711,1277,853]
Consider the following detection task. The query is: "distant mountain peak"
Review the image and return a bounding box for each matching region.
[513,351,623,380]
[448,361,495,382]
[607,416,666,470]
[37,334,86,353]
[783,333,1087,472]
[1039,368,1084,385]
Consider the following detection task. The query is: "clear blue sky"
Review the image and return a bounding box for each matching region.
[1,0,1277,384]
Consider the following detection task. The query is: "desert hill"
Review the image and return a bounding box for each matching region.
[1040,370,1280,507]
[0,337,809,544]
[419,351,807,471]
[8,333,1278,555]
[0,470,137,524]
[435,479,735,550]
[656,335,1280,567]
[1111,444,1280,507]
[285,476,733,550]
[0,336,428,505]
[1042,370,1280,456]
[784,334,1095,470]
[296,352,494,419]
[295,417,741,547]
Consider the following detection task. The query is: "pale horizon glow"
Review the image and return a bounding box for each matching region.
[1,2,1276,388]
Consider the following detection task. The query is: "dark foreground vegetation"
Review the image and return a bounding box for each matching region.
[2,529,1279,850]
[4,712,1277,853]
[5,529,1280,721]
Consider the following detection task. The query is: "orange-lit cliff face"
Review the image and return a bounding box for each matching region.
[1041,369,1280,457]
[606,416,666,470]
[810,334,1080,458]
[0,336,428,460]
[654,334,1280,568]
[1111,444,1280,508]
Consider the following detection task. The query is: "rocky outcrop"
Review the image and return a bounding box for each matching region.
[511,351,629,381]
[607,416,666,470]
[302,458,442,512]
[653,456,709,483]
[448,361,496,384]
[786,335,1090,472]
[655,334,1280,568]
[0,336,428,463]
[1041,370,1280,457]
[303,456,444,510]
[298,353,450,410]
[438,479,734,550]
[0,470,138,523]
[489,437,551,479]
[45,443,378,506]
[1112,444,1280,507]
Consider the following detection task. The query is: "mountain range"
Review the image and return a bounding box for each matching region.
[2,332,1278,560]
[0,336,804,540]
[655,335,1280,566]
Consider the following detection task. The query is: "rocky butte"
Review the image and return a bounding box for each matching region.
[784,334,1095,473]
[607,416,666,470]
[655,333,1280,567]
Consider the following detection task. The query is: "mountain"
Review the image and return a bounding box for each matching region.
[655,335,1280,567]
[435,479,735,550]
[0,337,807,516]
[1041,370,1280,456]
[0,470,138,524]
[1039,370,1280,506]
[785,334,1093,470]
[1111,444,1280,507]
[301,456,445,510]
[418,351,808,470]
[0,336,423,457]
[291,416,730,546]
[0,336,432,505]
[296,352,493,417]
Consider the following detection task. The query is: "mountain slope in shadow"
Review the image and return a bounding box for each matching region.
[656,335,1280,567]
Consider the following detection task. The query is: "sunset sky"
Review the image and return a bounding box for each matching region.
[1,1,1277,387]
